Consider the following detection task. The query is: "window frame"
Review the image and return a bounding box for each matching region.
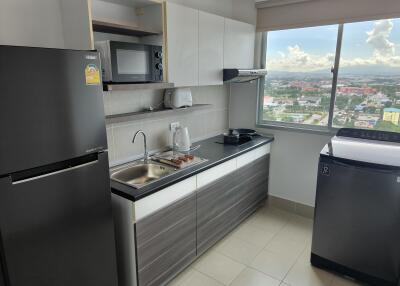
[256,23,346,135]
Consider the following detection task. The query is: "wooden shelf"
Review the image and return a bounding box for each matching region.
[105,104,212,124]
[92,20,161,37]
[103,82,174,91]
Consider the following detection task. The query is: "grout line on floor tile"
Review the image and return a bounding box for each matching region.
[281,243,309,283]
[246,265,286,284]
[227,267,247,286]
[192,267,228,286]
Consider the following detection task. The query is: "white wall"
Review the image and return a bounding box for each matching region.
[105,86,230,166]
[0,0,92,49]
[262,130,329,206]
[92,0,138,25]
[0,0,65,48]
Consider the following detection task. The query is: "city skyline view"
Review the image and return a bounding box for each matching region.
[262,18,400,132]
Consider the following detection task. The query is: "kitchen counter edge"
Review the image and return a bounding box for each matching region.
[110,135,274,201]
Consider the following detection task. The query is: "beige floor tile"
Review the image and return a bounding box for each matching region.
[331,275,362,286]
[250,249,297,280]
[215,236,263,265]
[280,283,290,286]
[265,236,307,259]
[246,211,289,234]
[230,268,281,286]
[232,222,276,248]
[289,214,314,230]
[261,206,294,219]
[274,219,313,244]
[193,251,246,285]
[284,260,334,286]
[171,269,224,286]
[168,268,195,286]
[297,244,312,264]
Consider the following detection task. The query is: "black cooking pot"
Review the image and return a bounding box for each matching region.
[223,129,240,144]
[230,128,257,137]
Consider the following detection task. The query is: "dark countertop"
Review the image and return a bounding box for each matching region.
[110,134,274,201]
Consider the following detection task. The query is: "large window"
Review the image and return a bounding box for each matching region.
[259,18,400,133]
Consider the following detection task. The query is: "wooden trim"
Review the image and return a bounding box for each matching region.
[162,1,168,82]
[87,0,95,50]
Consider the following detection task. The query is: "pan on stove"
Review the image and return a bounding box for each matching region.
[230,128,257,137]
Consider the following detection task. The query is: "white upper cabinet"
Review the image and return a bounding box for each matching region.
[165,3,255,86]
[198,11,224,86]
[223,18,255,69]
[166,2,199,87]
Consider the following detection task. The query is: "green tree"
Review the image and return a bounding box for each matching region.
[335,96,349,110]
[375,120,400,132]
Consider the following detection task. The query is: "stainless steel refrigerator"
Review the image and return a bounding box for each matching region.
[0,46,118,286]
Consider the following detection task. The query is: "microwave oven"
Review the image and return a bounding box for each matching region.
[95,40,163,83]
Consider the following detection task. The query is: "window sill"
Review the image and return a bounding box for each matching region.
[256,122,338,136]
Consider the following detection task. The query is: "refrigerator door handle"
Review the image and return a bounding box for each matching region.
[11,160,98,185]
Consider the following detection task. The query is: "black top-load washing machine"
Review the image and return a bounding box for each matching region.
[311,128,400,286]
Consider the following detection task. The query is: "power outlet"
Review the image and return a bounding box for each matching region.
[170,122,180,132]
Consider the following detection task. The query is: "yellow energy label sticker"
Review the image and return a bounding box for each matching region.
[85,64,101,85]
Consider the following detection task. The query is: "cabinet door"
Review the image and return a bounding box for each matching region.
[223,18,255,69]
[197,155,270,255]
[166,2,199,87]
[136,193,196,286]
[198,11,224,86]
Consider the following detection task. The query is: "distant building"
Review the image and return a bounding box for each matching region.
[298,96,321,106]
[383,108,400,126]
[337,86,377,96]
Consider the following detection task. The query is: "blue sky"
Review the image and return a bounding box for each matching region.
[266,18,400,72]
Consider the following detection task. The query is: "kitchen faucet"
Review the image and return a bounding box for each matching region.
[132,130,149,163]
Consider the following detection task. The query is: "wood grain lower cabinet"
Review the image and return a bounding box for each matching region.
[197,155,270,255]
[135,193,196,286]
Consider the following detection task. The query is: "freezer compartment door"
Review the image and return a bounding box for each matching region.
[0,46,107,175]
[0,153,118,286]
[312,156,400,284]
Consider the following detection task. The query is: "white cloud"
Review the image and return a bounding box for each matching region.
[366,19,395,57]
[267,19,400,72]
[267,45,335,72]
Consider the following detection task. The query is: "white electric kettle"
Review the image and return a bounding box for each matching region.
[173,126,191,152]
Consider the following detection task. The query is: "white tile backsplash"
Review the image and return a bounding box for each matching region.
[105,85,229,165]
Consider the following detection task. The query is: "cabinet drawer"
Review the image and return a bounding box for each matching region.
[197,158,236,189]
[237,144,270,169]
[134,176,196,222]
[197,156,269,254]
[136,193,196,286]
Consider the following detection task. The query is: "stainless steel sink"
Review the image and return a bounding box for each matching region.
[111,161,177,188]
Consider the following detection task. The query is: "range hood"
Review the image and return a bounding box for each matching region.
[223,69,268,83]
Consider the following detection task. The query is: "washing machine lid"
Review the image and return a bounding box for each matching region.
[321,129,400,167]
